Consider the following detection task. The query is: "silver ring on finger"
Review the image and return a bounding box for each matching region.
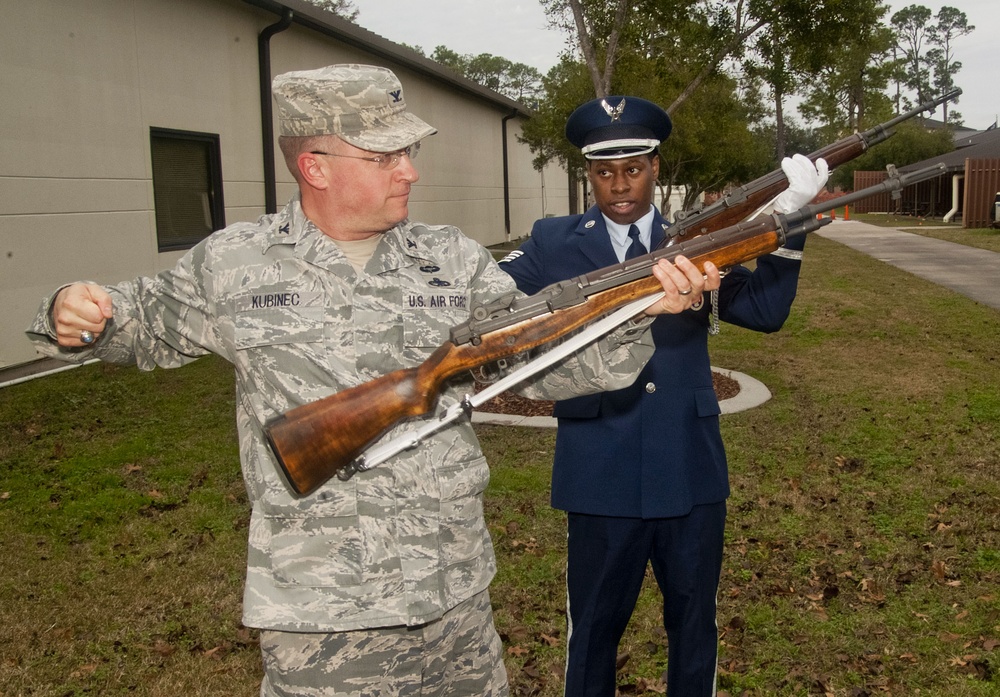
[677,287,693,296]
[80,330,95,344]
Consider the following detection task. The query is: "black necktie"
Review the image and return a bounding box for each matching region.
[625,224,647,260]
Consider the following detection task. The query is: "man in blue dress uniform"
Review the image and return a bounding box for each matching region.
[499,96,828,696]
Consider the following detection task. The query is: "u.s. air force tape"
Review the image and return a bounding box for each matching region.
[770,247,803,261]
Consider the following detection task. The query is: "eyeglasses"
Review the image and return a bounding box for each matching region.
[309,142,420,170]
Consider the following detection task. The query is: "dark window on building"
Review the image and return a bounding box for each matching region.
[150,127,225,251]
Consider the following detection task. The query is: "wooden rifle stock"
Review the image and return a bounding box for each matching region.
[668,90,961,241]
[265,161,948,497]
[265,222,785,496]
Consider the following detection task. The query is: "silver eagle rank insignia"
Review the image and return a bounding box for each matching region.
[601,98,626,122]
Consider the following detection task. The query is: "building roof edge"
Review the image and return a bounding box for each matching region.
[241,0,533,117]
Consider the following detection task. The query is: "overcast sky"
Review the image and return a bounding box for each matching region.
[351,0,997,129]
[353,0,569,73]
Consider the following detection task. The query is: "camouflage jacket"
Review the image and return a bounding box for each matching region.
[26,194,656,632]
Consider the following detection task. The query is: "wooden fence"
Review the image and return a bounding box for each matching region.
[851,170,890,214]
[853,158,1000,227]
[963,159,1000,228]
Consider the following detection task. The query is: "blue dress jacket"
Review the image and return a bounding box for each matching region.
[499,205,805,519]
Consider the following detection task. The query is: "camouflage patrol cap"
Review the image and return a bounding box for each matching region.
[272,64,437,151]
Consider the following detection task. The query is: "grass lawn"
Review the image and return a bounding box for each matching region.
[2,235,998,695]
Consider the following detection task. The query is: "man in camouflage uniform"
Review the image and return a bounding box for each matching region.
[26,65,718,696]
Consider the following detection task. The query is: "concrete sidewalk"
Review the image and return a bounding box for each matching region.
[817,220,1000,311]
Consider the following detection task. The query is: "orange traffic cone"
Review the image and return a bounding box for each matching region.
[844,205,850,220]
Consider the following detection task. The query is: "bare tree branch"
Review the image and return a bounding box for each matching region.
[666,13,767,115]
[567,0,630,97]
[567,0,605,96]
[601,0,630,95]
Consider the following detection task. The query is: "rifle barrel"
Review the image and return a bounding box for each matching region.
[860,89,962,142]
[264,161,950,496]
[668,89,963,241]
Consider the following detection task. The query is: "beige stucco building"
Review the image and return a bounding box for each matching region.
[0,0,570,369]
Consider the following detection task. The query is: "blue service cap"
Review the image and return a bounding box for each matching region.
[566,96,672,160]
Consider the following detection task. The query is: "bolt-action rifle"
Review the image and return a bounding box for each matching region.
[264,163,947,496]
[666,90,961,242]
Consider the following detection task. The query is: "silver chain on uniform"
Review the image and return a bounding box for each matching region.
[665,231,721,336]
[709,289,720,336]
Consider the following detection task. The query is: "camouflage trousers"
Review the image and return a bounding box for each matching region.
[259,589,509,696]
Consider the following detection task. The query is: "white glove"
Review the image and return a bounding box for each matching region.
[773,154,829,214]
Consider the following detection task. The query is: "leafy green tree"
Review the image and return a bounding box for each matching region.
[540,0,634,96]
[890,4,934,110]
[429,47,544,104]
[927,6,974,125]
[305,0,359,22]
[828,121,953,190]
[525,1,782,215]
[532,0,768,161]
[752,120,825,164]
[519,49,770,215]
[797,24,897,138]
[889,5,974,124]
[658,75,773,212]
[430,46,466,72]
[746,0,888,160]
[542,0,769,111]
[745,24,796,160]
[518,57,601,172]
[540,0,890,165]
[396,42,426,57]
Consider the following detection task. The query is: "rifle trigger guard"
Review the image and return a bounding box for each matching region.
[470,358,508,384]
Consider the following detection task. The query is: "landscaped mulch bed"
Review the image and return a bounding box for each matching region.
[475,371,740,417]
